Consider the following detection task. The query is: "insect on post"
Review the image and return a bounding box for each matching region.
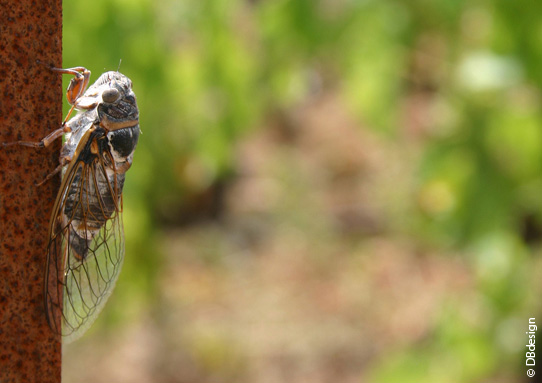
[1,4,140,382]
[3,65,140,343]
[41,67,140,342]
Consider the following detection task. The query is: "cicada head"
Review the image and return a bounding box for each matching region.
[96,72,139,132]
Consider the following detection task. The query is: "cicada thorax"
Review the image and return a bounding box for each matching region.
[59,72,140,263]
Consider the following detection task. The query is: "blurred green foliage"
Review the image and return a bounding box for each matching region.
[63,0,542,381]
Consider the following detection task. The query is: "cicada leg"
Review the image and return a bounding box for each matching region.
[35,155,72,186]
[1,131,71,186]
[47,65,91,124]
[1,125,70,149]
[3,62,92,149]
[36,61,92,123]
[1,62,93,174]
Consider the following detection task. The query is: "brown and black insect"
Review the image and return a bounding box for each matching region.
[4,64,140,342]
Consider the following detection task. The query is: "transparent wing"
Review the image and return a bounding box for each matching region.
[44,129,125,343]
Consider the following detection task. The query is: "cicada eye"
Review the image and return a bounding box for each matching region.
[102,88,120,103]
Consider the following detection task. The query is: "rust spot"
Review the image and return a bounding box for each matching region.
[0,0,62,381]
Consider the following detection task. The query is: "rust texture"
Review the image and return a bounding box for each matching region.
[0,0,62,382]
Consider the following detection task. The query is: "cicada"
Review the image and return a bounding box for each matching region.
[6,65,140,342]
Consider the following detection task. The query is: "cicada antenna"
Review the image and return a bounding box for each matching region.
[117,59,122,73]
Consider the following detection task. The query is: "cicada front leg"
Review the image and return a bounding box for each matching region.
[1,63,91,184]
[47,65,92,125]
[51,66,91,105]
[2,63,91,149]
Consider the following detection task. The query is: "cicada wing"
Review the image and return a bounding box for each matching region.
[61,208,124,343]
[44,221,65,336]
[44,132,125,343]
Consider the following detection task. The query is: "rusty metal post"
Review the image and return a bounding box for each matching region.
[0,0,62,382]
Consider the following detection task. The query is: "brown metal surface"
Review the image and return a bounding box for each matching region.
[0,0,62,382]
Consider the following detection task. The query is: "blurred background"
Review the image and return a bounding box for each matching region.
[62,0,542,382]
